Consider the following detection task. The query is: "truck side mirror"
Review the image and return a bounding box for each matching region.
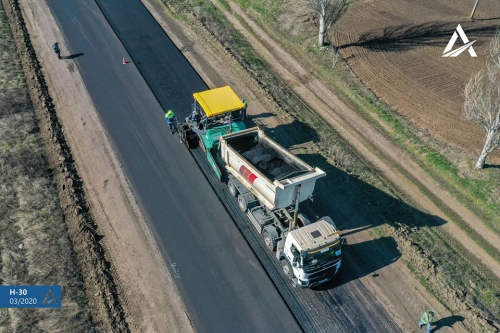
[342,238,347,245]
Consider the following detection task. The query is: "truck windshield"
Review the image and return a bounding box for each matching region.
[302,244,341,268]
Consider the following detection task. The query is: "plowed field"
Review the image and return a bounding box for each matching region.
[334,0,500,160]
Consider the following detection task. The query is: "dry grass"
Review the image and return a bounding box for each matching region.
[0,3,90,332]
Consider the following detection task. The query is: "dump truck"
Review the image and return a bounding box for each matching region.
[220,127,343,288]
[179,87,343,288]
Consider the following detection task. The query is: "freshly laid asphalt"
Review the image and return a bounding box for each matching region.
[45,0,402,332]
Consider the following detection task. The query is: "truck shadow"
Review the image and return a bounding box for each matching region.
[296,152,447,231]
[314,236,400,290]
[257,121,449,288]
[300,149,448,288]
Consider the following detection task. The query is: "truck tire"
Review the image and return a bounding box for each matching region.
[228,179,238,197]
[237,194,247,212]
[281,259,294,279]
[263,231,275,251]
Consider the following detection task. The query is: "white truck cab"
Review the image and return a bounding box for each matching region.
[280,217,342,288]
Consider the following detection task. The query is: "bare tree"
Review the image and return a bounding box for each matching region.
[463,30,500,169]
[304,0,348,47]
[470,0,481,19]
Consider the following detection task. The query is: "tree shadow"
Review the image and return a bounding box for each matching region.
[473,17,500,21]
[338,20,500,52]
[64,53,84,60]
[483,163,500,169]
[430,315,465,332]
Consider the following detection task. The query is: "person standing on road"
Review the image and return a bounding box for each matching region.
[165,109,177,134]
[240,98,247,120]
[419,310,436,333]
[52,42,61,59]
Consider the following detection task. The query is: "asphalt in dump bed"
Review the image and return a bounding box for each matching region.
[50,0,401,331]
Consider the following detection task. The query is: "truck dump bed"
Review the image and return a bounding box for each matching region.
[220,127,326,210]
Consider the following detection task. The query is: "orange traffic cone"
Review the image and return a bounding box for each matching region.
[122,58,127,65]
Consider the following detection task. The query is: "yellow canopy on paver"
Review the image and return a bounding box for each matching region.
[193,86,244,117]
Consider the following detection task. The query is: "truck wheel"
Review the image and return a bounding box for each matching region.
[281,260,294,279]
[237,194,247,212]
[263,231,275,251]
[228,179,238,197]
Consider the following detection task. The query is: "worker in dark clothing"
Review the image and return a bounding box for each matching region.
[189,110,201,124]
[52,43,61,59]
[240,98,247,120]
[165,109,177,134]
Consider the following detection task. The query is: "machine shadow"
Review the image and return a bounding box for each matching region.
[314,236,401,290]
[245,112,277,124]
[258,119,325,149]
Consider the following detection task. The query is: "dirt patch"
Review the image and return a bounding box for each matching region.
[0,13,91,329]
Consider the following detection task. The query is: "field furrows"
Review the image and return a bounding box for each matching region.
[334,0,500,160]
